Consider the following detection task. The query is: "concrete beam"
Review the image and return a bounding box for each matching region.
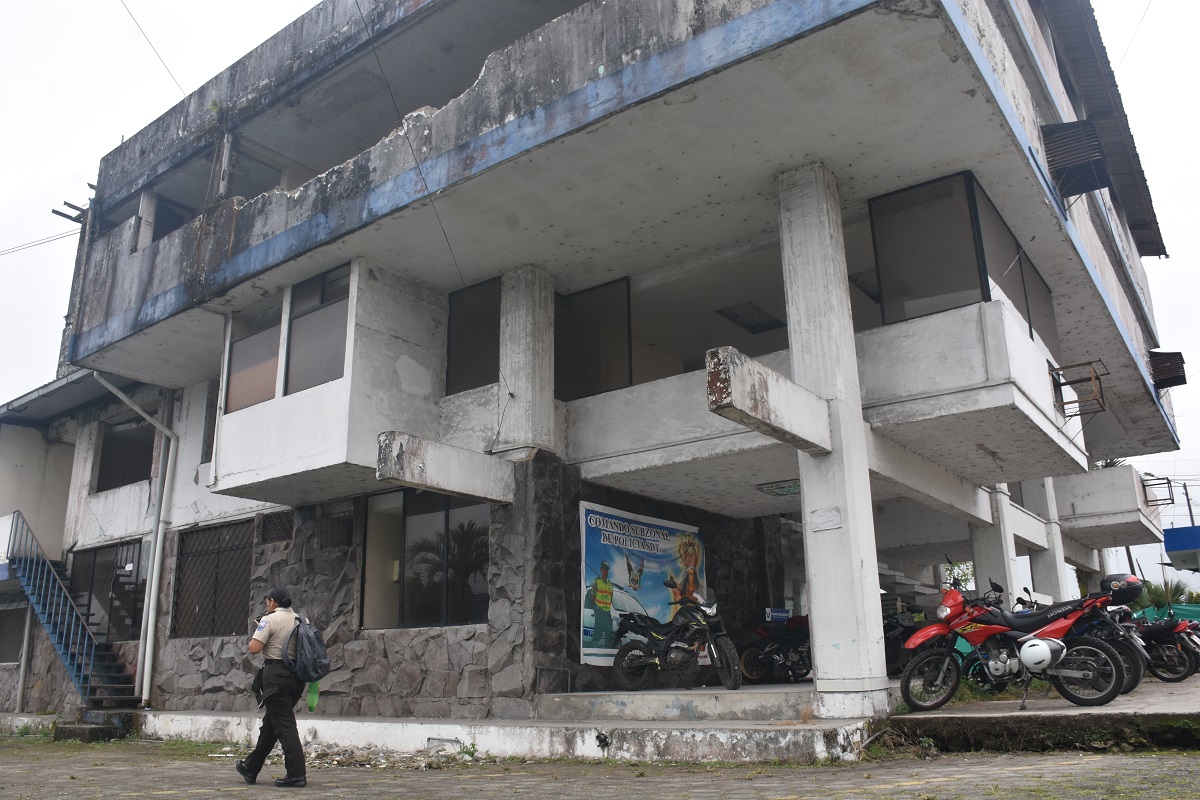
[377,433,514,504]
[1060,532,1102,572]
[706,346,831,455]
[866,430,992,525]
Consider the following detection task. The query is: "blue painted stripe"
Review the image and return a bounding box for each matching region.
[74,0,872,360]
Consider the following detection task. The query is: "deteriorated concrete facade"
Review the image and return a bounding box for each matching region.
[0,0,1181,728]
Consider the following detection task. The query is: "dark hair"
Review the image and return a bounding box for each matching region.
[265,587,293,608]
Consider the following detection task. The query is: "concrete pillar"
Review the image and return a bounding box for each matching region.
[1031,477,1073,600]
[135,189,157,251]
[495,266,556,456]
[970,486,1020,608]
[778,164,888,718]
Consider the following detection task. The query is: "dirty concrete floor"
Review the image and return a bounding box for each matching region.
[2,736,1198,800]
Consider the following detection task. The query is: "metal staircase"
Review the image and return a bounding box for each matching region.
[5,512,138,708]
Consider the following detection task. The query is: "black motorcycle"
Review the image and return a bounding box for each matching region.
[611,578,742,691]
[738,614,811,683]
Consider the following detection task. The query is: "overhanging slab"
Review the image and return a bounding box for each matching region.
[377,432,515,504]
[706,346,831,455]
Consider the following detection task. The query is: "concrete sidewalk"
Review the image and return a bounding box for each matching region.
[1,735,1198,800]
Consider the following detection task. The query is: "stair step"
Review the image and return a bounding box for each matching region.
[54,723,121,743]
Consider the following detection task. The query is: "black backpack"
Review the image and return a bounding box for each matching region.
[281,615,331,683]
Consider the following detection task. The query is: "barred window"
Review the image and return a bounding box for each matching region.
[172,520,255,638]
[258,510,294,544]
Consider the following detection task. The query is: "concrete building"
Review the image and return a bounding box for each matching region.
[0,0,1184,723]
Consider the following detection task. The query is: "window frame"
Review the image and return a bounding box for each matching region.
[223,262,351,415]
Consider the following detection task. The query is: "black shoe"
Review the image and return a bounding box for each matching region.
[274,776,307,788]
[235,761,256,785]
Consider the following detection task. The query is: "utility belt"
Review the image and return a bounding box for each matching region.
[263,658,283,665]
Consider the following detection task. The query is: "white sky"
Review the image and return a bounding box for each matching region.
[0,2,1195,556]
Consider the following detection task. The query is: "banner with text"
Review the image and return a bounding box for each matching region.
[579,501,705,666]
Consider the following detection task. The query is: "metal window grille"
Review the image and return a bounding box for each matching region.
[171,519,255,638]
[257,510,294,544]
[317,500,355,549]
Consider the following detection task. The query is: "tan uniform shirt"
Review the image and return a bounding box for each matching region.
[252,608,299,661]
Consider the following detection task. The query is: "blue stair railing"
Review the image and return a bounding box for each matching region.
[5,511,135,707]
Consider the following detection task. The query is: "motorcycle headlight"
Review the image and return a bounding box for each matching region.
[936,604,951,620]
[701,603,717,616]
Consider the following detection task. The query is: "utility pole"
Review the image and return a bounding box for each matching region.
[1183,482,1196,526]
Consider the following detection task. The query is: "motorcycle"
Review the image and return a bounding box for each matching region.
[1130,611,1199,682]
[738,614,811,683]
[884,610,934,676]
[899,569,1131,711]
[611,578,742,691]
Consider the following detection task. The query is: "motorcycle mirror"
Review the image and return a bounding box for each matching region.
[990,579,1004,594]
[663,578,678,589]
[1023,587,1032,597]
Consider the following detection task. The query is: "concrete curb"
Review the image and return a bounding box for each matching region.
[890,710,1200,752]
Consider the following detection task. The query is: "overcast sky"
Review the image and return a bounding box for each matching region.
[0,2,1196,552]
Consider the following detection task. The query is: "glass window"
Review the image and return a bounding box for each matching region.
[403,492,447,627]
[975,186,1028,324]
[362,490,490,629]
[1023,259,1061,361]
[556,279,631,401]
[285,264,350,396]
[446,278,501,395]
[870,174,984,324]
[226,296,282,413]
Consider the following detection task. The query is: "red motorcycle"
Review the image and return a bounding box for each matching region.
[899,572,1136,711]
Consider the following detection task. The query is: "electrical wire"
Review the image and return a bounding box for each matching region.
[1114,0,1153,73]
[351,0,466,289]
[0,230,78,258]
[119,0,186,96]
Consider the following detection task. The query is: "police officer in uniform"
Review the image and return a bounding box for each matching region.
[236,587,307,788]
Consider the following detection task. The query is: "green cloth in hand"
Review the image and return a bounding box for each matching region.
[307,681,319,712]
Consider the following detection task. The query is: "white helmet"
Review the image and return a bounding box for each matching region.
[1019,638,1065,672]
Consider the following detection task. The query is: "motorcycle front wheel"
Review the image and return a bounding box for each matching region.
[1050,639,1124,706]
[1147,642,1193,682]
[738,646,773,684]
[712,636,743,690]
[612,640,654,690]
[899,648,961,711]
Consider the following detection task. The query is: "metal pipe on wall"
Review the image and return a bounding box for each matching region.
[15,604,33,713]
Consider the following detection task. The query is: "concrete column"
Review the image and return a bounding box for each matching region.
[135,189,157,252]
[778,164,888,718]
[970,486,1019,608]
[495,266,556,456]
[1031,477,1073,600]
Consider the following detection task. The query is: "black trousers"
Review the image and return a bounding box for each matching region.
[243,663,307,778]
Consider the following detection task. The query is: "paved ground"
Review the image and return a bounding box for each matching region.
[2,736,1198,800]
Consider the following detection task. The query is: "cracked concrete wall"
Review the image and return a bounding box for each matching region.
[72,0,792,362]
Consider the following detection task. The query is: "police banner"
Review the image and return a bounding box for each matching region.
[579,501,704,666]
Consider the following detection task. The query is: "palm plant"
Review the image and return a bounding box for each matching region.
[1130,579,1189,611]
[407,520,489,622]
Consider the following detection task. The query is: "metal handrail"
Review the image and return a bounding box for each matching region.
[6,511,98,699]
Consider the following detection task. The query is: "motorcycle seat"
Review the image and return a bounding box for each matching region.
[989,599,1084,633]
[620,612,681,637]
